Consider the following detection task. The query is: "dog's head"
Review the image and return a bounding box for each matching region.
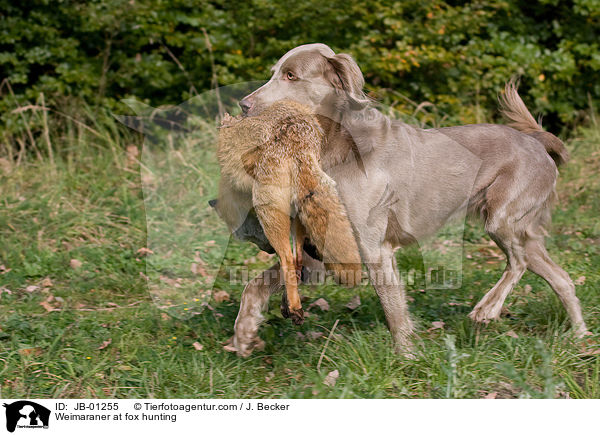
[239,43,369,118]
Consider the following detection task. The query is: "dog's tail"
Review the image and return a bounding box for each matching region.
[499,78,569,166]
[296,165,362,286]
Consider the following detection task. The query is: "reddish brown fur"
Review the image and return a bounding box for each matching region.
[215,100,361,323]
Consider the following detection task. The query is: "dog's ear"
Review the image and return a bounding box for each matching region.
[325,53,370,109]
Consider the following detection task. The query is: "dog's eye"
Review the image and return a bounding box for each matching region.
[286,71,296,81]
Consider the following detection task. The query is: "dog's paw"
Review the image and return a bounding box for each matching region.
[223,335,265,358]
[468,305,501,323]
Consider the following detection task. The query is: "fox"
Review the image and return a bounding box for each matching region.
[211,99,362,324]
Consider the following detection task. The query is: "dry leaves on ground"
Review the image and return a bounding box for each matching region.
[323,370,339,387]
[345,295,361,310]
[213,290,230,303]
[257,251,275,262]
[309,298,329,312]
[305,331,325,340]
[97,339,112,350]
[40,295,61,312]
[126,145,139,167]
[192,342,204,351]
[19,347,43,357]
[427,321,445,332]
[136,247,154,256]
[70,259,83,269]
[190,262,208,276]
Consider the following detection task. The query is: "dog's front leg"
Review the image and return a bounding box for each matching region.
[225,263,284,357]
[366,246,415,356]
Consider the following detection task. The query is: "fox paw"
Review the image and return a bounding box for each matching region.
[289,308,304,326]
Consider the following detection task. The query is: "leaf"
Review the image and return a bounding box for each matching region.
[309,298,329,312]
[136,247,154,256]
[190,262,207,276]
[97,338,112,350]
[306,331,324,340]
[579,338,600,356]
[192,342,204,351]
[0,264,11,275]
[345,295,361,310]
[19,347,43,357]
[0,158,11,175]
[427,321,445,332]
[41,277,53,287]
[126,145,139,167]
[39,301,56,312]
[213,290,230,303]
[257,251,275,262]
[484,392,498,399]
[574,276,586,286]
[506,330,519,339]
[25,285,39,293]
[323,369,339,387]
[70,259,83,269]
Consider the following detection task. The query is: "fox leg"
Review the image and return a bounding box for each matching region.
[254,187,304,325]
[293,219,306,279]
[281,219,307,320]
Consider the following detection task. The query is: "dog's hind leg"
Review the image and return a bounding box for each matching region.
[524,237,587,337]
[366,244,414,355]
[469,170,532,322]
[468,252,526,322]
[469,226,527,322]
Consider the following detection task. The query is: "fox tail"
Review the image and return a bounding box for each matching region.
[296,166,362,286]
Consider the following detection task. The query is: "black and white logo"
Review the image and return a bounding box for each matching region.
[3,401,50,433]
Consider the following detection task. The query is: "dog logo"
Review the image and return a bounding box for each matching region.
[3,401,50,433]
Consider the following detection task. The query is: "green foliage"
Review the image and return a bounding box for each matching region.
[1,0,599,155]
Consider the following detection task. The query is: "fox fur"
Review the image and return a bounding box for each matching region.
[213,99,361,323]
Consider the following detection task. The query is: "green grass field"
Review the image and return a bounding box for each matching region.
[1,112,599,399]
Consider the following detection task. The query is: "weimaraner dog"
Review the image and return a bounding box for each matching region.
[219,43,587,356]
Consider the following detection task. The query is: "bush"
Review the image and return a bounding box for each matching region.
[1,0,599,155]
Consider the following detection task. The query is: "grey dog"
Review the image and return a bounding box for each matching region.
[219,43,587,356]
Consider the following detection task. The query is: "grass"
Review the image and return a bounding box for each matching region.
[0,104,599,399]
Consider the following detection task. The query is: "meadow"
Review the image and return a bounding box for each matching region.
[0,100,598,399]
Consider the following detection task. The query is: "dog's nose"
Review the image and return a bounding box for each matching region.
[239,98,252,114]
